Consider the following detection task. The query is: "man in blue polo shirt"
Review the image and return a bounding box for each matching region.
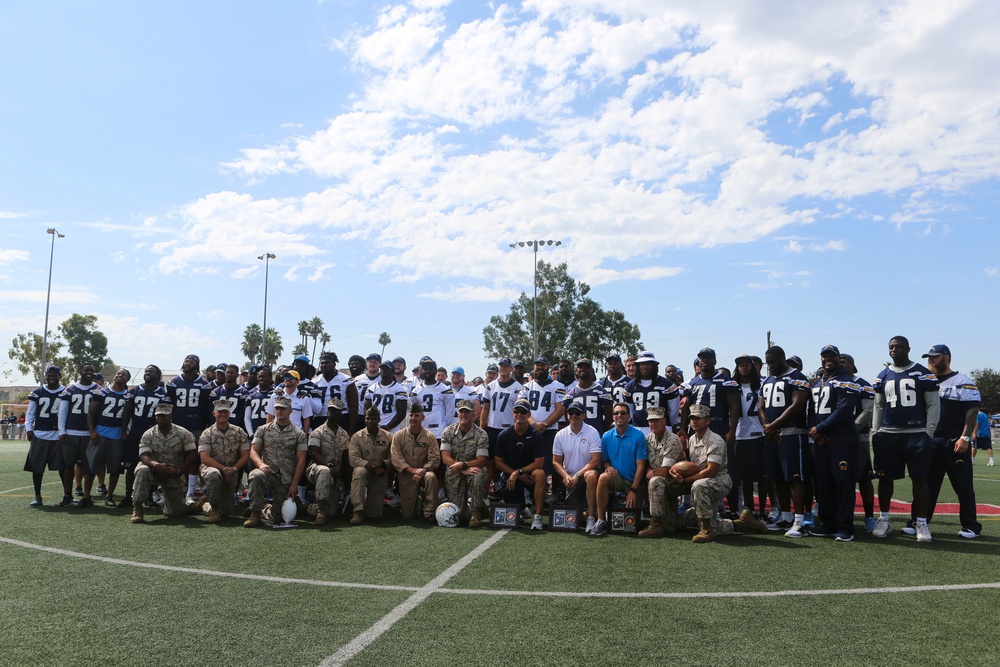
[591,402,647,536]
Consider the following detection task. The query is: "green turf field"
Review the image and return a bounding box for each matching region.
[2,438,999,666]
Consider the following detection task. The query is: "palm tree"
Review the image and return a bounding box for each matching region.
[262,328,283,366]
[319,332,331,354]
[241,324,262,364]
[378,331,392,359]
[308,316,325,360]
[297,320,309,352]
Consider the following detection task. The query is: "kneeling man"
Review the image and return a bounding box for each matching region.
[390,403,441,522]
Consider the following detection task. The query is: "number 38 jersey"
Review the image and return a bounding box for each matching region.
[873,363,939,430]
[759,369,811,434]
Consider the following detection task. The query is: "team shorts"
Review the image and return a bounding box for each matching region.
[871,431,932,481]
[733,437,767,483]
[497,475,541,507]
[485,427,504,458]
[60,435,88,469]
[764,433,812,483]
[975,436,992,450]
[88,437,125,475]
[856,434,873,483]
[23,436,63,473]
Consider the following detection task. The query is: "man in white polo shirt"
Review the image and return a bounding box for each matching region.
[552,398,603,533]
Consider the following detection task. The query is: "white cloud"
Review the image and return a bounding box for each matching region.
[0,289,98,304]
[784,239,846,253]
[418,285,520,302]
[986,267,1000,278]
[0,249,30,265]
[0,211,26,219]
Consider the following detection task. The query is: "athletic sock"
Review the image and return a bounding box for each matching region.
[187,475,197,495]
[879,511,890,520]
[916,517,928,526]
[298,485,308,502]
[794,513,804,523]
[781,511,794,523]
[32,473,44,496]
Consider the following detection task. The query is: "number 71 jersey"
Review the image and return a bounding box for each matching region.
[873,363,939,429]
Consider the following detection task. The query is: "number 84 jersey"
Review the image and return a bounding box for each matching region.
[873,363,939,429]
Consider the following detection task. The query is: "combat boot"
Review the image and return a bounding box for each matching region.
[692,518,714,543]
[638,517,664,538]
[243,511,262,528]
[315,500,328,526]
[207,510,222,524]
[468,513,481,528]
[130,505,145,524]
[350,510,364,525]
[733,509,767,533]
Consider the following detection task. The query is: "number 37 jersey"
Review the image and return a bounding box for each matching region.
[873,363,939,429]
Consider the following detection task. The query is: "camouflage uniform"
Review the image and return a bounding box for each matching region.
[248,421,307,517]
[306,422,350,514]
[198,422,249,517]
[390,426,441,519]
[677,429,735,537]
[441,421,489,519]
[348,426,392,518]
[645,429,685,529]
[134,424,196,516]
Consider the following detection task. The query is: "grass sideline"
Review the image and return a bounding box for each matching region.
[2,438,1000,666]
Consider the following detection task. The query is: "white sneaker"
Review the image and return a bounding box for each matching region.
[873,517,892,538]
[958,528,980,539]
[585,516,596,534]
[530,514,543,531]
[785,519,807,538]
[915,522,932,543]
[989,458,996,466]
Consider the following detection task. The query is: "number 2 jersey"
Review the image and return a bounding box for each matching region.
[872,362,940,432]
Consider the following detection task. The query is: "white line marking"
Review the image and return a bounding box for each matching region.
[438,581,1000,599]
[319,529,509,667]
[0,481,60,495]
[0,536,420,592]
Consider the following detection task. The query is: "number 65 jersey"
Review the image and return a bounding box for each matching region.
[872,362,939,430]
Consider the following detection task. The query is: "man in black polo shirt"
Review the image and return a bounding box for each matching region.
[494,398,546,530]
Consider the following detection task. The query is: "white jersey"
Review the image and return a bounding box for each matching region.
[366,380,408,432]
[600,375,629,405]
[353,373,379,417]
[450,383,480,417]
[482,379,522,430]
[736,382,764,440]
[315,373,355,414]
[519,379,566,431]
[409,380,455,438]
[266,390,314,431]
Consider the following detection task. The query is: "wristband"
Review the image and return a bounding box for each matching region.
[630,487,638,494]
[517,468,523,475]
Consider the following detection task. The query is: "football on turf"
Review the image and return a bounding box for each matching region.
[281,497,297,523]
[670,461,702,478]
[435,502,460,527]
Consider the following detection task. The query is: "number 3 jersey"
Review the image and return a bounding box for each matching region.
[872,362,940,431]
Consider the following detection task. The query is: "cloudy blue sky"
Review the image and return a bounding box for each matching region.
[2,0,999,384]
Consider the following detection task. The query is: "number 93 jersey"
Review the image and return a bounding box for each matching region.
[873,362,939,429]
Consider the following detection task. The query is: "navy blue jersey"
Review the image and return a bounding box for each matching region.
[167,375,212,433]
[562,383,612,434]
[210,384,246,428]
[809,370,860,441]
[59,383,98,433]
[684,372,739,436]
[623,376,680,429]
[599,375,630,405]
[26,385,63,433]
[127,384,168,441]
[94,387,130,439]
[935,371,980,438]
[873,363,939,429]
[852,375,876,434]
[759,368,811,432]
[244,386,275,436]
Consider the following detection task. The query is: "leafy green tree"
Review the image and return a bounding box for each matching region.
[378,332,392,358]
[970,368,1000,416]
[261,327,283,366]
[241,324,263,364]
[482,261,643,367]
[58,314,111,371]
[307,317,325,360]
[320,332,331,354]
[8,331,69,383]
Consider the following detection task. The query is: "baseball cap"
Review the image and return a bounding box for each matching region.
[697,347,716,359]
[513,398,531,412]
[565,399,585,414]
[213,399,232,412]
[154,403,174,415]
[283,370,301,380]
[606,353,622,362]
[366,352,381,362]
[456,400,475,412]
[273,396,292,409]
[534,356,549,366]
[379,361,393,371]
[497,357,512,367]
[820,345,840,356]
[734,353,752,364]
[419,356,436,367]
[327,398,346,411]
[485,364,499,373]
[393,356,406,365]
[787,355,803,369]
[293,354,310,364]
[451,366,465,376]
[513,360,525,368]
[575,358,593,368]
[247,364,260,375]
[922,344,951,358]
[45,365,62,377]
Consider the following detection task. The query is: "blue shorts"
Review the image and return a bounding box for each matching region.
[764,433,812,483]
[871,431,932,481]
[733,437,766,483]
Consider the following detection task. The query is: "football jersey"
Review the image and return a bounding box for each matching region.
[519,379,566,431]
[562,383,612,434]
[366,380,408,430]
[735,382,764,440]
[314,373,355,415]
[94,387,130,439]
[684,372,740,436]
[450,383,480,418]
[210,383,246,428]
[599,375,630,405]
[409,380,455,438]
[167,375,212,434]
[622,376,680,429]
[852,375,876,434]
[873,363,940,430]
[935,371,980,438]
[127,384,168,442]
[482,379,523,430]
[759,368,811,434]
[58,382,98,435]
[353,373,380,415]
[809,371,860,440]
[244,386,275,437]
[26,385,63,438]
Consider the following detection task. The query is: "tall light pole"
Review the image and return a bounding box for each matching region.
[257,253,275,364]
[40,228,65,381]
[508,239,562,360]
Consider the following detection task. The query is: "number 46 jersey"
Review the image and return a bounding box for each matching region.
[873,362,939,430]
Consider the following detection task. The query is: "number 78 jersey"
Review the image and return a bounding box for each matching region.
[873,363,939,429]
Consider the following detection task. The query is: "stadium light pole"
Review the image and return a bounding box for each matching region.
[40,228,65,381]
[258,253,276,364]
[508,239,562,360]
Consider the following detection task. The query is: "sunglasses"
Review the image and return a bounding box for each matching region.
[513,408,529,414]
[612,410,629,416]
